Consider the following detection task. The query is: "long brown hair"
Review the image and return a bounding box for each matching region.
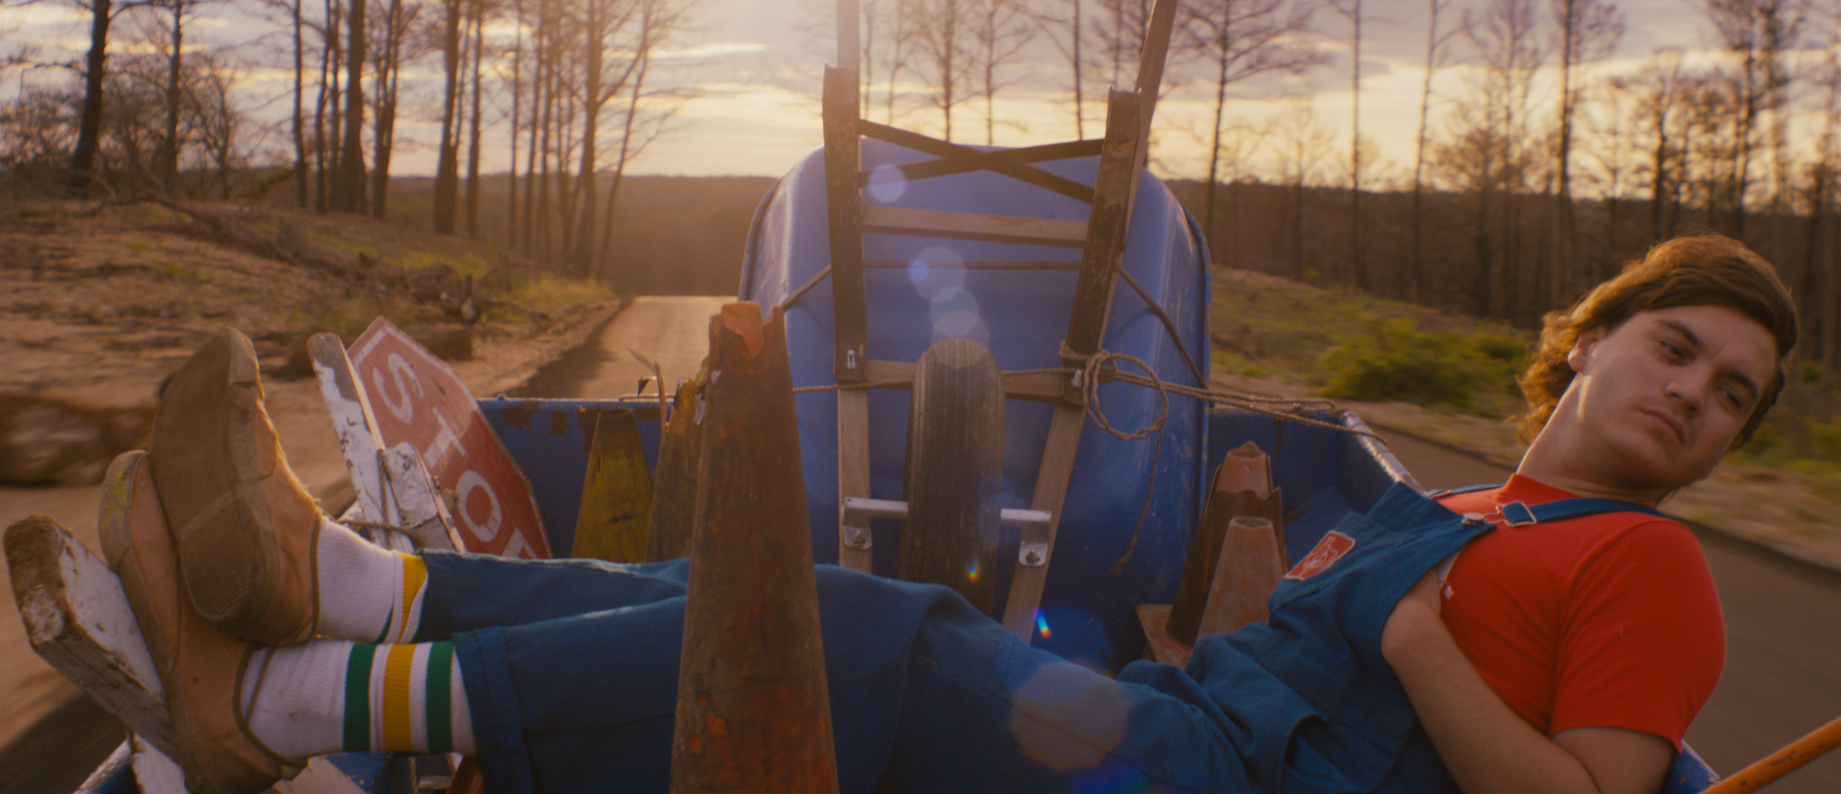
[1517,235,1798,445]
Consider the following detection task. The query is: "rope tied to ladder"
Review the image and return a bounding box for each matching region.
[1062,341,1168,443]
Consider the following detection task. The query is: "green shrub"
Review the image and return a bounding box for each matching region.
[1318,319,1524,411]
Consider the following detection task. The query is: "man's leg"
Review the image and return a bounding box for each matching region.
[451,566,1248,794]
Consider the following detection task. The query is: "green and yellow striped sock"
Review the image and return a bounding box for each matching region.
[318,518,430,643]
[340,640,474,754]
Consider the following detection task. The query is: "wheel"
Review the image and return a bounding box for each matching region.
[902,337,1005,614]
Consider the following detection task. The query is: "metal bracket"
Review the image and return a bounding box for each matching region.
[838,497,1052,563]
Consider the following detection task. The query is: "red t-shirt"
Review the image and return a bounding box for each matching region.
[1435,475,1724,746]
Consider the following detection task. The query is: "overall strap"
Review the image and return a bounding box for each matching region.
[1431,484,1669,526]
[1424,484,1496,498]
[1497,498,1667,526]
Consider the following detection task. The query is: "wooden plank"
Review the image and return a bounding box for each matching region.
[129,735,187,794]
[889,140,1103,193]
[860,359,1067,403]
[1000,91,1145,640]
[1062,90,1142,373]
[309,332,397,528]
[822,65,868,384]
[822,64,874,572]
[859,122,1099,203]
[863,259,1080,271]
[572,409,653,563]
[1000,405,1084,638]
[4,512,175,757]
[862,206,1088,248]
[1125,0,1179,212]
[310,332,458,552]
[836,389,873,572]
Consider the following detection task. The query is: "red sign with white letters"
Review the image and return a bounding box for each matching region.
[350,319,551,560]
[1285,530,1355,581]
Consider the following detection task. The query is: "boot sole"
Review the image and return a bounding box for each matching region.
[153,328,287,642]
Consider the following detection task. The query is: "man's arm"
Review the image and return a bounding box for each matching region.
[1381,568,1676,794]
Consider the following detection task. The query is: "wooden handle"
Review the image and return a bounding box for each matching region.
[1701,714,1841,794]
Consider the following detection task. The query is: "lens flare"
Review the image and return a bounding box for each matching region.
[867,164,907,202]
[1036,611,1051,639]
[966,559,980,582]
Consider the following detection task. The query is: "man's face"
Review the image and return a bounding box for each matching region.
[1556,304,1778,497]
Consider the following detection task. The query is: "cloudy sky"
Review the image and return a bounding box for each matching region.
[0,0,1819,181]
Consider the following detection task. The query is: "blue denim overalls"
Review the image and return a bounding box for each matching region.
[437,481,1661,794]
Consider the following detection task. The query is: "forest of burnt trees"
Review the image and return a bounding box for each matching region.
[1,0,1840,371]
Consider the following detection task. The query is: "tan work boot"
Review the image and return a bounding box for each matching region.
[149,327,321,647]
[102,450,306,794]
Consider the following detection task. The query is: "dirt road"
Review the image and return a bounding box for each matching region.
[518,295,732,400]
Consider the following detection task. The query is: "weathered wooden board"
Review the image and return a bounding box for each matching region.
[4,513,175,756]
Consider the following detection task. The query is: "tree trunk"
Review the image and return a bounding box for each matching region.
[293,0,308,207]
[599,23,653,273]
[1347,0,1365,291]
[70,0,113,194]
[465,0,485,239]
[369,0,403,220]
[432,0,464,234]
[1203,12,1229,262]
[161,0,185,193]
[572,0,603,276]
[508,5,524,252]
[333,0,366,213]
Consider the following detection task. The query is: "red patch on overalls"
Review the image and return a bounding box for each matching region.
[1285,530,1356,580]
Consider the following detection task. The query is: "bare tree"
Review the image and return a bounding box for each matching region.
[1410,0,1461,301]
[1329,0,1365,289]
[365,0,415,218]
[1269,101,1336,282]
[432,0,465,233]
[569,0,643,274]
[1181,0,1323,256]
[155,0,192,191]
[1701,0,1801,237]
[1030,0,1088,138]
[905,0,976,140]
[1614,49,1692,243]
[596,0,698,275]
[68,0,159,192]
[1547,0,1620,305]
[969,0,1036,144]
[464,0,486,236]
[1449,0,1546,321]
[1803,0,1841,365]
[329,0,365,213]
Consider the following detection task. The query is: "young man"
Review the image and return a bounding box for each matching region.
[19,234,1797,794]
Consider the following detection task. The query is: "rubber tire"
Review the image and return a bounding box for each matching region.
[901,337,1006,615]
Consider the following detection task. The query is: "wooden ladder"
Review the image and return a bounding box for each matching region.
[822,0,1181,642]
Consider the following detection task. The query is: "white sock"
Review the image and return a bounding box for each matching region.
[244,640,476,757]
[242,642,349,759]
[316,518,427,643]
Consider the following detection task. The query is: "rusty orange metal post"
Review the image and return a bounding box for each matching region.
[1702,715,1841,794]
[669,302,839,794]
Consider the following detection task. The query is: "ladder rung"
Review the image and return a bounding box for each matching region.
[861,359,1065,401]
[862,206,1088,248]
